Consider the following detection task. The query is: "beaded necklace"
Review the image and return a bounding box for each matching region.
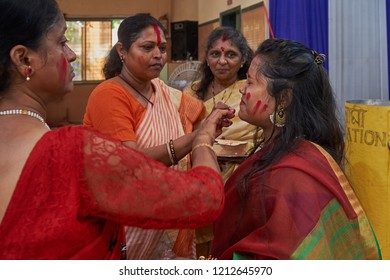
[0,109,50,129]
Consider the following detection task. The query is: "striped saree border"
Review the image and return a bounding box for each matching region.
[297,143,381,259]
[292,199,370,259]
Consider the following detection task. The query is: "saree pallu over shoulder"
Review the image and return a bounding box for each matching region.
[212,140,381,260]
[128,78,203,259]
[302,143,382,260]
[136,79,183,153]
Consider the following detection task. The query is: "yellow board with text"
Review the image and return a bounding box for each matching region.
[344,100,390,259]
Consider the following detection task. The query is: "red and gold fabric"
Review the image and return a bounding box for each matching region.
[0,127,223,259]
[212,140,381,260]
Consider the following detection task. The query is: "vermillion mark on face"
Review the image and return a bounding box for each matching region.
[252,99,269,115]
[246,93,269,115]
[57,54,68,84]
[153,23,161,45]
[253,100,262,114]
[222,35,227,42]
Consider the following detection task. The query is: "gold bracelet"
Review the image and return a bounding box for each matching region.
[192,143,215,154]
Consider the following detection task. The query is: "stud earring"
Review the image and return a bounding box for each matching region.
[25,65,33,81]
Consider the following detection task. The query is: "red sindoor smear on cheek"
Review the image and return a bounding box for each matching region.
[153,24,161,45]
[253,100,262,114]
[246,92,251,101]
[57,54,68,84]
[262,104,268,112]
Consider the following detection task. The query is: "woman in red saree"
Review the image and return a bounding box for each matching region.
[0,0,234,260]
[211,38,381,260]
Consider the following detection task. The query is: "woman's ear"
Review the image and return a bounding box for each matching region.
[241,58,245,68]
[9,45,31,78]
[280,88,293,108]
[115,42,125,60]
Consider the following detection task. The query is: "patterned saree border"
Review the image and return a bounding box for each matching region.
[308,143,381,259]
[292,199,372,259]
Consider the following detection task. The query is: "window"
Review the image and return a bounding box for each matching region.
[65,19,123,82]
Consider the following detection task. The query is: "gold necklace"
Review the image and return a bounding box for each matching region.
[211,80,236,106]
[0,109,50,129]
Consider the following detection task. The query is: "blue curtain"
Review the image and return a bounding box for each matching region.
[387,0,390,98]
[269,0,329,70]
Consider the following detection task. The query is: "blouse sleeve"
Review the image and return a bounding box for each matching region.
[80,129,224,229]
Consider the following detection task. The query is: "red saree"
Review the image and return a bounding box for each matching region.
[0,126,224,259]
[212,140,381,260]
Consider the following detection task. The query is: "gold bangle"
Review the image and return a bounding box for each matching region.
[192,143,215,154]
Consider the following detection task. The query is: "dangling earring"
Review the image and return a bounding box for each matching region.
[269,104,286,127]
[120,56,124,63]
[25,65,33,81]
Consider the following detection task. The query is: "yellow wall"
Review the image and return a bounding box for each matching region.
[197,0,263,24]
[57,0,263,24]
[57,0,198,22]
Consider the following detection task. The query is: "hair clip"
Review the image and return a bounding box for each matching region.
[311,50,326,65]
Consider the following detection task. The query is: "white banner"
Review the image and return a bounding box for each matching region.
[0,260,389,280]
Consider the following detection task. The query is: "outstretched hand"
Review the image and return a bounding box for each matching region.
[194,104,235,145]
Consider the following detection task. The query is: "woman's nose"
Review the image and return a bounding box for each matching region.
[153,46,163,57]
[239,85,246,95]
[218,54,227,64]
[66,46,77,63]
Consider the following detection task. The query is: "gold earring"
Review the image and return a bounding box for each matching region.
[25,65,33,81]
[269,104,286,127]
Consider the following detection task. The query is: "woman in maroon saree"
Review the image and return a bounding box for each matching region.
[0,0,234,260]
[211,38,381,260]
